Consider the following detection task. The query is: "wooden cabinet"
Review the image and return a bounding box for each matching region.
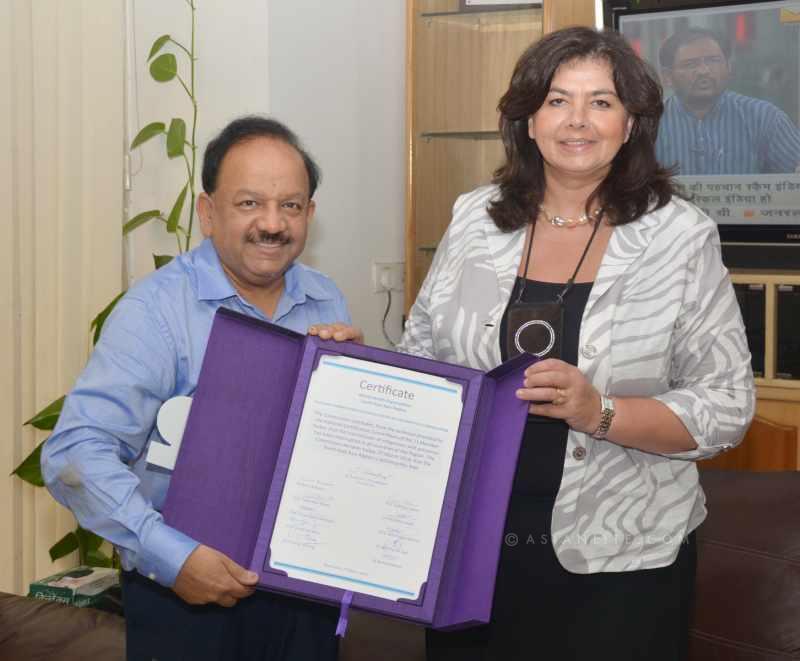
[404,0,595,309]
[726,271,800,470]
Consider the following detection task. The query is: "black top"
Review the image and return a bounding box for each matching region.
[499,278,593,498]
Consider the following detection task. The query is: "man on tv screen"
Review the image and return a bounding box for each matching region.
[655,27,800,175]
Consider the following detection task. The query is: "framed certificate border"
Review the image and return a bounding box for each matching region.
[164,308,533,630]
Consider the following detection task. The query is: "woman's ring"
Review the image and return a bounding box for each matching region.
[553,388,567,406]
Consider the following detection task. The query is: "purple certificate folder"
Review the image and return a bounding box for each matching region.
[163,308,532,630]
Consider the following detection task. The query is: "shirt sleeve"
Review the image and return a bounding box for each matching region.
[763,106,800,173]
[41,293,199,587]
[652,227,755,461]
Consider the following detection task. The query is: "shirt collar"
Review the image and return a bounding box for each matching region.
[194,238,334,306]
[282,261,335,306]
[195,239,237,301]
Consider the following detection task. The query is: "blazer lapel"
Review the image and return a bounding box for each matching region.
[587,211,662,311]
[483,214,527,312]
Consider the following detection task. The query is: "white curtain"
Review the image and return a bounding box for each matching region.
[0,0,124,594]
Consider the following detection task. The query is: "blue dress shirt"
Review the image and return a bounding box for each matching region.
[42,239,351,588]
[656,90,800,175]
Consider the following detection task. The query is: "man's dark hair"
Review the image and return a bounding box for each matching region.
[201,116,321,197]
[490,27,677,232]
[658,28,731,69]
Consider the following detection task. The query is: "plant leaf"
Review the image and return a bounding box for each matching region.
[153,255,174,269]
[85,549,113,568]
[130,122,165,149]
[24,397,65,430]
[166,185,188,234]
[148,34,171,61]
[166,118,186,159]
[76,527,104,553]
[150,53,178,82]
[123,210,162,235]
[11,442,45,486]
[49,532,79,561]
[89,291,125,346]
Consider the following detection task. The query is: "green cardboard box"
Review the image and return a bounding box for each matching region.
[28,566,119,608]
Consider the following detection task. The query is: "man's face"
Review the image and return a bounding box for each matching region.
[664,37,730,108]
[198,137,315,294]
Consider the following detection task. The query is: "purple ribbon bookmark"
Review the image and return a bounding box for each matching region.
[335,591,354,638]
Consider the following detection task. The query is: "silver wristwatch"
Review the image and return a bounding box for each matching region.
[591,395,615,439]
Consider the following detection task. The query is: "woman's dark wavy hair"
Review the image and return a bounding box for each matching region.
[490,27,677,232]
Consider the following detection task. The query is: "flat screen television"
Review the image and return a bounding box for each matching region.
[604,0,800,269]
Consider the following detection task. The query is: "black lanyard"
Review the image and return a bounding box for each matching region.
[515,209,604,305]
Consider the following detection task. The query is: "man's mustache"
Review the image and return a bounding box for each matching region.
[246,230,291,245]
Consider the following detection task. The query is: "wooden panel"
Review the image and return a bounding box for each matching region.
[543,0,596,33]
[414,9,543,132]
[409,136,505,301]
[701,416,798,471]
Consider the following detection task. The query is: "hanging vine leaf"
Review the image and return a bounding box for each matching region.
[153,255,174,269]
[123,210,162,235]
[49,531,79,561]
[150,53,178,82]
[148,34,171,61]
[130,122,166,149]
[89,291,126,346]
[24,397,65,430]
[12,441,45,486]
[167,185,188,233]
[166,118,186,159]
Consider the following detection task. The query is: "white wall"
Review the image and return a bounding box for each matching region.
[268,0,407,346]
[126,0,270,279]
[128,0,406,347]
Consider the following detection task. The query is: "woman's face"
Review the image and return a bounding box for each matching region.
[528,57,633,183]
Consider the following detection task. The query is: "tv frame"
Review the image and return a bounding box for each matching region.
[604,0,800,270]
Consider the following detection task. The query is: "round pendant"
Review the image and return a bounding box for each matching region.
[514,319,557,357]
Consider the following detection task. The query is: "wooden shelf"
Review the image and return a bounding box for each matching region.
[729,270,800,469]
[406,0,594,309]
[420,5,541,19]
[420,130,500,140]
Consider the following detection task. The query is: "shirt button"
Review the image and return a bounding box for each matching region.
[572,446,586,461]
[581,344,597,359]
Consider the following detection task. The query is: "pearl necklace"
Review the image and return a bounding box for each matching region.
[540,206,603,228]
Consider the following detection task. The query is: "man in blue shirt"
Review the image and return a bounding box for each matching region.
[655,28,800,175]
[42,116,356,660]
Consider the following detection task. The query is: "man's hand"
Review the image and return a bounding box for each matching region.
[308,323,364,343]
[173,545,259,607]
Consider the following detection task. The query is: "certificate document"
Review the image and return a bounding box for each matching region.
[268,354,464,600]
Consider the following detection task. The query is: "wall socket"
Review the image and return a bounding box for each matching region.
[372,261,405,293]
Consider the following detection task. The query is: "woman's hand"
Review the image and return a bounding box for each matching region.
[517,358,602,434]
[308,323,364,344]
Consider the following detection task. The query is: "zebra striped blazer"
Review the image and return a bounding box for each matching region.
[398,185,754,573]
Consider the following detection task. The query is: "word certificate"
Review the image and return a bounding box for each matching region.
[268,354,463,600]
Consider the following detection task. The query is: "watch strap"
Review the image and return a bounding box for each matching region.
[591,395,615,439]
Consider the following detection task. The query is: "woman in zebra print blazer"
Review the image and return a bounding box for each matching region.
[403,27,755,661]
